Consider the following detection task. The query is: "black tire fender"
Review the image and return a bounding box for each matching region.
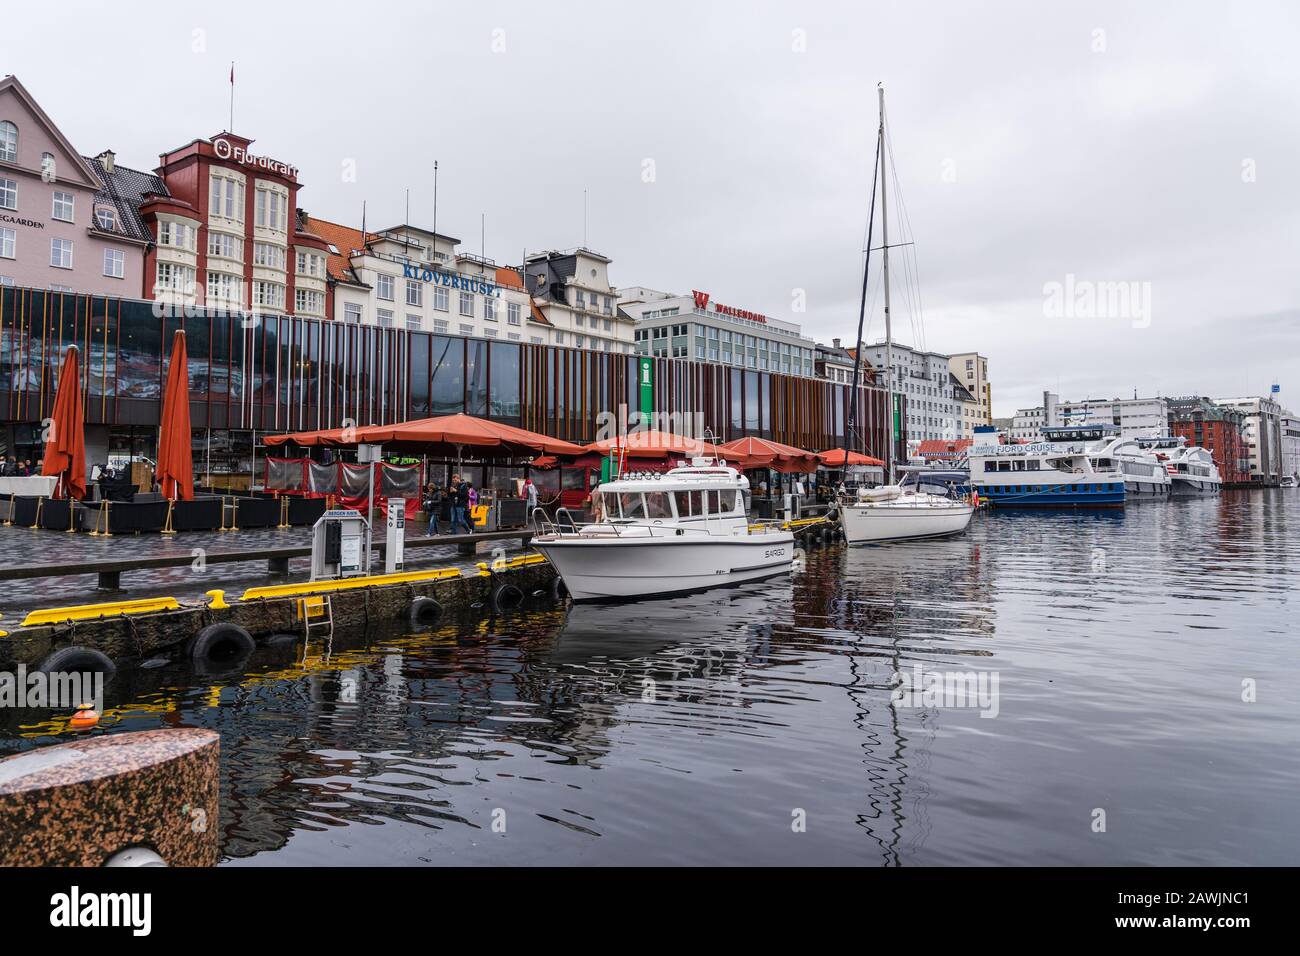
[37,646,116,680]
[551,576,569,603]
[189,623,255,664]
[491,582,524,614]
[409,596,443,628]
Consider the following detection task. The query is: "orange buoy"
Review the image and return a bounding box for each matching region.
[69,704,100,730]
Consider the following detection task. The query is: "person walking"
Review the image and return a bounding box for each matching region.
[449,474,472,535]
[522,477,539,511]
[423,481,444,534]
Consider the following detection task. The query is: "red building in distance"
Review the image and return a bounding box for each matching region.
[1167,396,1251,485]
[139,132,331,319]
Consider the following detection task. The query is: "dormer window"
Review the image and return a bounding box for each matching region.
[95,207,117,231]
[0,122,16,163]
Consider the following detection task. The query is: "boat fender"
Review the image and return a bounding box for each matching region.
[551,576,569,603]
[490,582,525,614]
[37,646,117,680]
[409,596,443,628]
[189,623,255,664]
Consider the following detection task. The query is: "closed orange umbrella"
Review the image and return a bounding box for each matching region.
[41,345,86,500]
[155,329,194,500]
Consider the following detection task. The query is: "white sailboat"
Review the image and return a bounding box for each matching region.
[838,85,973,545]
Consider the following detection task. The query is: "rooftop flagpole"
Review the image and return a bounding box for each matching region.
[228,62,235,132]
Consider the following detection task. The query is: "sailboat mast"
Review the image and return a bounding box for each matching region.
[878,85,894,485]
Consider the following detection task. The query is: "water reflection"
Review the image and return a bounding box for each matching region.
[1,491,1297,865]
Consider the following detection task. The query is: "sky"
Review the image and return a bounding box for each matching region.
[4,0,1297,417]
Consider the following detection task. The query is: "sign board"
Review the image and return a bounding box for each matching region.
[638,357,654,414]
[385,498,405,574]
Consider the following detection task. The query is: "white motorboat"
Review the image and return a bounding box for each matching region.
[1137,436,1222,496]
[1281,475,1297,489]
[1089,434,1171,500]
[839,474,974,544]
[968,425,1127,508]
[530,457,795,602]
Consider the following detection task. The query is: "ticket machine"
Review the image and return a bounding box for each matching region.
[311,509,370,580]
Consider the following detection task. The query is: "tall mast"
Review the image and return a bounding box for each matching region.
[878,84,894,485]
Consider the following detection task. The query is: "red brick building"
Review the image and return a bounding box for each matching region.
[1167,396,1250,485]
[139,132,331,319]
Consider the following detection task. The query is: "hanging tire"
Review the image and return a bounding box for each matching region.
[189,623,255,665]
[490,583,524,614]
[551,576,569,603]
[409,596,443,628]
[37,646,116,680]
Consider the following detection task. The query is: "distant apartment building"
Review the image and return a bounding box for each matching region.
[1215,395,1285,484]
[0,76,150,295]
[815,338,873,385]
[950,352,992,432]
[622,286,816,375]
[1010,406,1046,441]
[858,340,963,441]
[526,248,634,353]
[1166,396,1251,485]
[1044,392,1169,438]
[1281,410,1300,481]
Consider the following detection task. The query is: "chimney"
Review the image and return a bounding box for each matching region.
[832,337,841,349]
[97,150,115,174]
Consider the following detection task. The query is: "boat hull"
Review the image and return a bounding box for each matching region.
[1169,476,1221,497]
[975,480,1126,508]
[840,501,973,544]
[531,533,796,602]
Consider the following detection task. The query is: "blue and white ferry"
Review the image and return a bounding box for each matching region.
[968,425,1126,508]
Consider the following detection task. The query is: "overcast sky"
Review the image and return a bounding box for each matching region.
[5,0,1297,416]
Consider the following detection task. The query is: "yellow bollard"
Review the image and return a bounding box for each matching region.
[204,589,229,610]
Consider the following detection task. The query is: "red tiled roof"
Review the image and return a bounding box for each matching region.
[495,266,523,289]
[303,215,372,282]
[916,439,973,457]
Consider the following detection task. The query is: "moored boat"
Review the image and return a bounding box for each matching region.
[529,456,795,603]
[968,425,1126,508]
[1138,436,1222,496]
[839,473,974,544]
[1089,434,1171,500]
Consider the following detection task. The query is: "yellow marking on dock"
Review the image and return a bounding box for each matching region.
[475,553,548,576]
[20,597,182,627]
[238,566,464,602]
[296,595,326,620]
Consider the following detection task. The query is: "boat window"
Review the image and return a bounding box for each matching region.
[619,492,645,519]
[674,490,692,516]
[717,489,737,513]
[1013,460,1025,471]
[689,490,705,515]
[591,491,612,519]
[1026,459,1040,471]
[644,491,672,519]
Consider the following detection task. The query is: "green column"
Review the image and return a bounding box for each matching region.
[638,357,654,415]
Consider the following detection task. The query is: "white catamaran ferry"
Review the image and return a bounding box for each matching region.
[530,457,795,602]
[968,425,1127,508]
[1089,434,1172,500]
[1136,436,1222,496]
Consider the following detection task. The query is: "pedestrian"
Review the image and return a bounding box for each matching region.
[1,456,13,476]
[21,459,32,476]
[522,477,539,511]
[449,474,472,535]
[423,481,444,534]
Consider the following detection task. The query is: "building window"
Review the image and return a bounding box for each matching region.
[530,336,543,344]
[102,248,124,278]
[433,319,448,333]
[433,285,448,312]
[0,227,14,259]
[0,178,15,210]
[459,323,473,335]
[0,275,13,286]
[459,290,473,316]
[0,122,16,162]
[405,313,421,330]
[574,334,585,348]
[207,271,243,306]
[554,331,565,345]
[507,302,521,325]
[52,191,75,223]
[484,296,497,321]
[160,221,196,251]
[295,288,325,316]
[376,308,394,328]
[484,329,497,338]
[252,280,285,310]
[156,261,195,295]
[405,279,422,307]
[508,333,520,341]
[209,176,245,221]
[50,237,73,269]
[376,274,394,300]
[208,232,242,260]
[255,186,288,232]
[253,242,285,270]
[296,251,325,278]
[95,206,117,231]
[344,302,363,324]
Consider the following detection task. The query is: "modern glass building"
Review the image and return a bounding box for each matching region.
[1,286,890,485]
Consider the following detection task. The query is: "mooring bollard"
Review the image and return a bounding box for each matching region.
[0,728,219,867]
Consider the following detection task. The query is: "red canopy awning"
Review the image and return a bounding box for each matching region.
[717,436,819,474]
[40,346,86,500]
[156,330,194,500]
[264,413,585,458]
[817,449,885,467]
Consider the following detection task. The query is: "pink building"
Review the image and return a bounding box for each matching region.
[0,75,152,296]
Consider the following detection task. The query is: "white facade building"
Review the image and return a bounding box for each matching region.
[525,248,634,353]
[330,224,534,340]
[859,340,962,441]
[1215,395,1285,483]
[622,287,816,376]
[1044,392,1169,439]
[1010,406,1046,441]
[1281,409,1300,481]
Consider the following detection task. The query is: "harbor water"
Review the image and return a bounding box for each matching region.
[1,490,1296,865]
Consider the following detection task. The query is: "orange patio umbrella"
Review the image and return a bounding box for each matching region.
[264,413,585,459]
[717,436,820,474]
[582,429,731,461]
[156,330,194,500]
[816,448,885,468]
[41,345,86,500]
